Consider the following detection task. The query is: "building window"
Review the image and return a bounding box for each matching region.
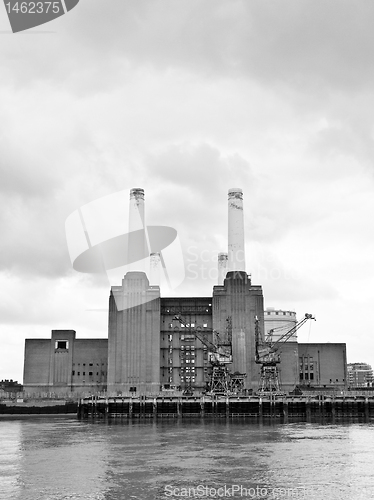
[78,372,80,376]
[310,373,314,380]
[89,363,93,366]
[55,340,68,350]
[168,334,173,342]
[89,372,93,376]
[83,372,85,376]
[300,373,303,380]
[203,323,208,328]
[72,371,75,376]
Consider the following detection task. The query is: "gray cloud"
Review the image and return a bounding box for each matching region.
[3,1,374,95]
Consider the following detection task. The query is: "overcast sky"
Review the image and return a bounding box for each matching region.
[1,1,374,382]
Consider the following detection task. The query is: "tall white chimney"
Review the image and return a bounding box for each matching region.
[129,188,145,230]
[218,252,228,284]
[150,252,161,285]
[128,188,148,272]
[228,188,245,273]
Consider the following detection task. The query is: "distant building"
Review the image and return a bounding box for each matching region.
[23,188,347,396]
[347,363,373,388]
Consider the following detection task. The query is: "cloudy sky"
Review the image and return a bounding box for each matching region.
[1,1,374,383]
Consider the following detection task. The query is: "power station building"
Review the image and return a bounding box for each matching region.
[23,189,347,396]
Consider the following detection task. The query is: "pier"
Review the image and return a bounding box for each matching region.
[77,394,374,421]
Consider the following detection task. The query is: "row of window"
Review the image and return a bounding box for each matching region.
[168,358,196,364]
[300,364,314,371]
[180,377,196,382]
[300,374,342,383]
[72,371,106,377]
[166,376,197,383]
[165,345,196,352]
[166,367,196,373]
[265,311,295,316]
[168,323,209,328]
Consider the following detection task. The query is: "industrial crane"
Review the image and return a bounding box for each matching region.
[173,315,234,395]
[255,313,316,394]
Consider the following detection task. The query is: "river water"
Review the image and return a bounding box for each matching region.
[0,417,373,500]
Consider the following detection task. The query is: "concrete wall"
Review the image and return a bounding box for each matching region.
[213,271,265,392]
[23,339,51,390]
[72,339,108,391]
[108,272,161,394]
[276,342,299,392]
[298,343,347,389]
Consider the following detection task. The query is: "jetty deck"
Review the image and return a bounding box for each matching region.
[78,395,374,421]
